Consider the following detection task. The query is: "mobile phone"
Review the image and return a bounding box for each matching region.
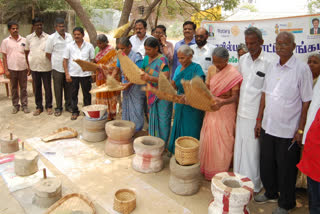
[256,71,265,77]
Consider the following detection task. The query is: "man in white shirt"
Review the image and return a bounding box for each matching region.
[129,19,152,57]
[254,32,313,214]
[190,27,215,76]
[63,27,94,120]
[25,17,52,116]
[45,18,73,116]
[233,27,274,194]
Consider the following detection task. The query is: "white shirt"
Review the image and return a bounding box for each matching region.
[237,51,274,119]
[190,43,215,76]
[262,55,313,138]
[63,41,95,77]
[45,31,73,72]
[302,79,320,144]
[25,32,51,72]
[129,34,152,57]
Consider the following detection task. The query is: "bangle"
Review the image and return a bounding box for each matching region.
[256,118,262,121]
[297,129,304,134]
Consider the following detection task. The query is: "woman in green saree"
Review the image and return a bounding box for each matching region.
[141,37,172,143]
[167,45,205,154]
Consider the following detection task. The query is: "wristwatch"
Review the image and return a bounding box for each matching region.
[162,44,167,47]
[297,129,304,134]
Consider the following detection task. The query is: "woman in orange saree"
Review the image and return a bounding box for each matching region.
[94,34,119,120]
[200,47,243,180]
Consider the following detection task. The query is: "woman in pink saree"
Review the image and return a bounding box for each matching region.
[200,47,243,180]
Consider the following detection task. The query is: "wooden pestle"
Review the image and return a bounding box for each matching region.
[43,168,47,179]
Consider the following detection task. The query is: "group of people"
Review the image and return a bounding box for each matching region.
[124,19,320,214]
[1,17,320,214]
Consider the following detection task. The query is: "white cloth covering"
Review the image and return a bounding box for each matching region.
[234,116,262,192]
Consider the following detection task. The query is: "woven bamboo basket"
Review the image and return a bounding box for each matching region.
[142,84,184,104]
[90,76,125,93]
[113,189,136,214]
[117,50,146,85]
[182,77,214,112]
[45,193,96,214]
[73,59,99,72]
[175,136,199,166]
[42,127,78,142]
[158,72,176,95]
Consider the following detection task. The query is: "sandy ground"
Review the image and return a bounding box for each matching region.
[0,82,309,214]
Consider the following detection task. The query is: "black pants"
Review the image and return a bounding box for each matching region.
[308,177,320,214]
[71,76,92,114]
[52,70,72,111]
[31,71,52,110]
[259,129,300,210]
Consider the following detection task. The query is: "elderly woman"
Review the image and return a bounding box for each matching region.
[115,37,145,131]
[308,53,320,86]
[200,47,243,180]
[95,34,120,120]
[168,45,205,153]
[141,37,172,143]
[94,34,119,120]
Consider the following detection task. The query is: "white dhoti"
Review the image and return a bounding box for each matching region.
[233,115,262,192]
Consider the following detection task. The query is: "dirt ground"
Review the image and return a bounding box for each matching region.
[0,82,309,214]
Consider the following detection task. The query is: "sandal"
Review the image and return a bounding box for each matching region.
[54,111,62,117]
[33,108,42,116]
[71,113,79,120]
[47,108,53,115]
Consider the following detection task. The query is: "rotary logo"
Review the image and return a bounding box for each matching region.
[231,26,240,36]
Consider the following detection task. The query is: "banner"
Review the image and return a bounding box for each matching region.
[201,14,320,65]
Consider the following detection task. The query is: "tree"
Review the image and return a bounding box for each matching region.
[65,0,97,46]
[308,0,320,14]
[117,0,239,37]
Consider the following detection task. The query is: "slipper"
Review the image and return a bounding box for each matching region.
[54,111,62,117]
[33,108,43,116]
[47,108,53,115]
[71,113,79,120]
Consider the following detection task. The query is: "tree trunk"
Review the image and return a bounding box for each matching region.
[118,0,134,27]
[65,0,97,46]
[118,0,162,37]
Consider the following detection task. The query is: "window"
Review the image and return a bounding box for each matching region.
[138,6,145,15]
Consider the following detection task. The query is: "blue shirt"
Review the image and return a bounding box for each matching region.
[116,50,143,83]
[172,37,196,79]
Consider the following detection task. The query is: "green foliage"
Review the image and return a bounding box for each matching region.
[308,0,320,14]
[240,3,258,12]
[80,0,123,10]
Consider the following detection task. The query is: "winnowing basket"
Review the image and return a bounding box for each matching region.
[182,76,214,112]
[90,75,125,93]
[73,59,99,72]
[117,51,146,85]
[45,193,96,214]
[42,127,78,142]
